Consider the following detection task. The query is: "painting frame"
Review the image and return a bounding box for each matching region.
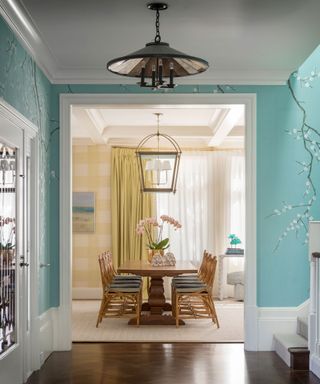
[72,192,95,233]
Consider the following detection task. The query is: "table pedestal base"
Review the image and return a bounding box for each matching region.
[141,302,172,312]
[128,315,185,326]
[129,276,185,325]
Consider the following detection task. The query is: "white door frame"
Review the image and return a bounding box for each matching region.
[0,98,39,381]
[59,93,257,351]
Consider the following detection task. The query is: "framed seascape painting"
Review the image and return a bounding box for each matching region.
[72,192,95,233]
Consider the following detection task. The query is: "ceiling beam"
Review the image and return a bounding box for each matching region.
[71,109,104,144]
[208,105,244,147]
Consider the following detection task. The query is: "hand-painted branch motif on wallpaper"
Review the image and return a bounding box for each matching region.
[295,69,320,88]
[0,18,57,310]
[268,72,319,251]
[116,84,235,94]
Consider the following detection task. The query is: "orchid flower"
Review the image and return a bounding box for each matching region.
[136,215,182,250]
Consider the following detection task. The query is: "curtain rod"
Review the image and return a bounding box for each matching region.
[110,145,244,152]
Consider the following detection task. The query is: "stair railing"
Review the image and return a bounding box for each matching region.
[309,221,320,378]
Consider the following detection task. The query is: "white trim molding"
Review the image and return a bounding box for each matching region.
[29,135,40,374]
[244,90,257,351]
[39,308,60,365]
[0,98,38,138]
[311,355,320,379]
[0,98,40,381]
[309,221,320,378]
[257,300,309,351]
[59,93,257,350]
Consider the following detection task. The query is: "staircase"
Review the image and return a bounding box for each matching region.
[274,316,309,370]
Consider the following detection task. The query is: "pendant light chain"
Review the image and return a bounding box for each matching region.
[156,113,161,154]
[154,9,161,43]
[106,2,209,89]
[156,113,161,135]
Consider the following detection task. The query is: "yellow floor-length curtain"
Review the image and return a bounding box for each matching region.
[111,147,155,270]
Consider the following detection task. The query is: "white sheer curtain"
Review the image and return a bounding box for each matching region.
[224,153,245,297]
[157,151,214,265]
[157,150,245,298]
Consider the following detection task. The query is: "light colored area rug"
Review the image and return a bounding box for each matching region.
[72,300,244,342]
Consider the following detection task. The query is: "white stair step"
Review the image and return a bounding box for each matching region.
[297,316,308,340]
[274,333,308,367]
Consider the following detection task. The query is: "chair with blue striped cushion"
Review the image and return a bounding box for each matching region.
[104,250,142,283]
[172,253,219,328]
[172,250,209,284]
[96,252,142,327]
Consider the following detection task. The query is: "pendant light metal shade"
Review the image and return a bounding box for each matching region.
[106,2,209,88]
[107,42,209,78]
[136,113,181,193]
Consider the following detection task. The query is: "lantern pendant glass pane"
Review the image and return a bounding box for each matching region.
[138,151,180,193]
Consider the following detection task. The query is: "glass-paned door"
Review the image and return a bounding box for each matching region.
[0,122,25,384]
[0,143,17,353]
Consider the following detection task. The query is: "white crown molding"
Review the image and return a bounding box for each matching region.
[53,68,289,85]
[0,0,57,82]
[0,1,289,85]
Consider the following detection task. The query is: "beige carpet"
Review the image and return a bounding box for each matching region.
[72,300,244,343]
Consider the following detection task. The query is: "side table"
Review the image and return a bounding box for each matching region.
[218,253,244,300]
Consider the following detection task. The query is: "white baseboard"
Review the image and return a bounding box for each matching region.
[72,287,101,300]
[274,337,291,366]
[39,308,58,365]
[244,304,258,350]
[257,300,309,351]
[310,354,320,378]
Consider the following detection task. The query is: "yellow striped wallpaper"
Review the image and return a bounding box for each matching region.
[72,145,112,297]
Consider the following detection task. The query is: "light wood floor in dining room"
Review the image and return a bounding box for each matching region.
[26,343,320,384]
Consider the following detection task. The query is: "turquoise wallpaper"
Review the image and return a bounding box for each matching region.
[0,17,53,313]
[2,12,320,310]
[51,81,313,307]
[258,46,320,306]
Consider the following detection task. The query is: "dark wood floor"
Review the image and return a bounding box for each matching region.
[26,343,320,384]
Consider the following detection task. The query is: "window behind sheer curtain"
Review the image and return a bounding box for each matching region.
[156,150,245,267]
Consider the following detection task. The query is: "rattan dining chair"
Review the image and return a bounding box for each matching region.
[171,250,209,284]
[96,252,142,327]
[172,253,219,328]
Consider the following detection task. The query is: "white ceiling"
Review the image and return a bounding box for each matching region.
[2,0,320,84]
[71,105,245,148]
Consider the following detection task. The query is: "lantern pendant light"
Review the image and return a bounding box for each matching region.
[136,113,181,193]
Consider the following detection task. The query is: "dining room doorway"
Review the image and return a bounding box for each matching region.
[59,93,256,349]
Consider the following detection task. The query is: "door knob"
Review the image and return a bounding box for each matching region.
[19,262,29,267]
[40,263,51,268]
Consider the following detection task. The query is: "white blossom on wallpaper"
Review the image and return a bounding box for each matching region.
[0,20,54,276]
[268,73,319,251]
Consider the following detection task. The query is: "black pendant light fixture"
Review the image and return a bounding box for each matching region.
[106,2,209,89]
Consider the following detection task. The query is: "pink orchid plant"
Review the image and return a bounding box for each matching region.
[0,216,15,250]
[136,214,182,250]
